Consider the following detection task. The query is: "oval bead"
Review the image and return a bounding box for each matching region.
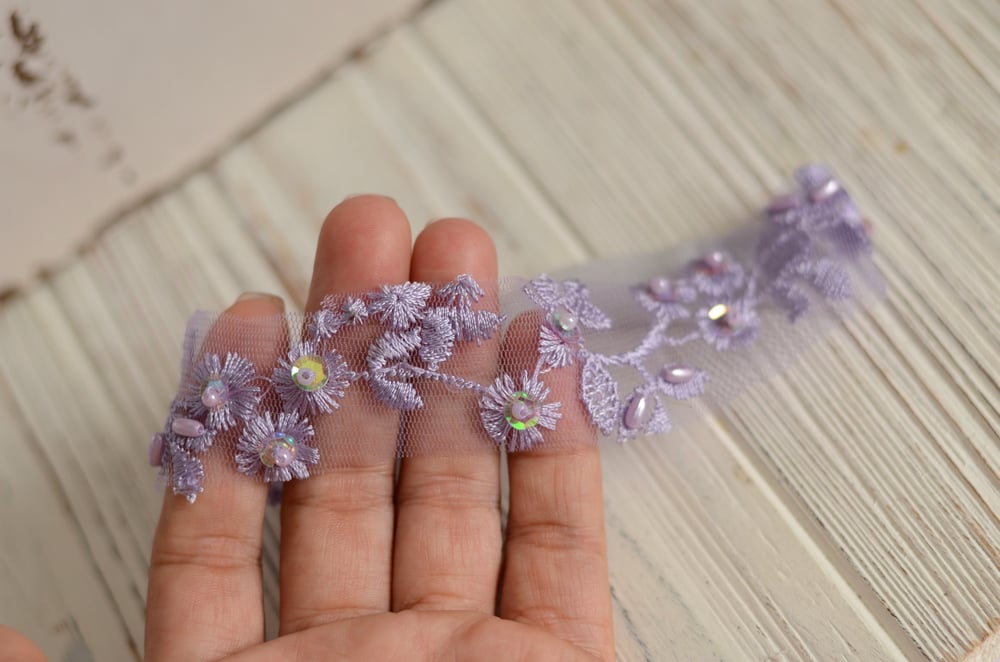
[172,417,206,438]
[766,192,800,214]
[661,364,696,384]
[622,393,652,430]
[148,434,165,467]
[810,178,840,202]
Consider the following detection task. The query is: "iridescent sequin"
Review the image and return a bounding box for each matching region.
[291,355,327,392]
[505,391,539,430]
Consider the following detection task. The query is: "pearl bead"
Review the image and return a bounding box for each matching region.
[201,385,226,409]
[648,276,675,301]
[505,392,539,430]
[260,433,297,468]
[271,445,295,468]
[148,434,164,467]
[172,417,205,438]
[810,178,840,202]
[697,251,728,275]
[622,393,652,431]
[551,306,578,334]
[662,364,696,384]
[510,400,535,421]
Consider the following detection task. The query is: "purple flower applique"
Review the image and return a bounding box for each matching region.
[768,164,871,258]
[437,274,484,306]
[633,276,697,321]
[272,341,351,415]
[368,282,433,330]
[307,307,341,341]
[697,299,759,351]
[184,352,260,430]
[479,371,562,452]
[657,363,708,400]
[236,410,319,483]
[687,251,746,298]
[524,275,611,369]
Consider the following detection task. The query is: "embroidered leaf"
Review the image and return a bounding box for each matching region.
[581,357,620,435]
[419,308,456,370]
[808,258,852,299]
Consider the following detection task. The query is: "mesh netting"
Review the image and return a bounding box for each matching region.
[152,164,884,501]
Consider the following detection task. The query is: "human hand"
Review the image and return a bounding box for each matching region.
[144,196,615,661]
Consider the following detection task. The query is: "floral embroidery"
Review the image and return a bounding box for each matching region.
[154,164,875,502]
[183,352,260,430]
[368,282,433,330]
[479,371,562,452]
[272,341,350,416]
[236,410,319,483]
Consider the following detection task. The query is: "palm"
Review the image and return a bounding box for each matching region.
[144,198,614,661]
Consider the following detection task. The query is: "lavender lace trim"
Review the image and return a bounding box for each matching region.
[152,164,877,502]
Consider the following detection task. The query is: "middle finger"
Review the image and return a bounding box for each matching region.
[279,196,412,633]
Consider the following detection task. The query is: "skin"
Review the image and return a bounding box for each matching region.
[0,197,614,661]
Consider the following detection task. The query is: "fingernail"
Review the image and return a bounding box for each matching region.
[342,193,396,204]
[236,291,282,304]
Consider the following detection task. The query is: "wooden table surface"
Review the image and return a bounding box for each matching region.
[1,1,997,660]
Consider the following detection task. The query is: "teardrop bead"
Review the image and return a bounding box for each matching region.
[661,364,696,384]
[622,393,652,430]
[172,417,206,438]
[148,434,165,467]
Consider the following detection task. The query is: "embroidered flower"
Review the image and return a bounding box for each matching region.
[272,341,351,415]
[368,282,433,330]
[697,299,759,351]
[307,308,340,341]
[768,164,870,258]
[687,251,746,298]
[524,276,611,368]
[437,274,485,306]
[184,352,260,430]
[524,276,611,330]
[236,410,319,483]
[480,371,562,452]
[309,295,370,340]
[633,277,696,320]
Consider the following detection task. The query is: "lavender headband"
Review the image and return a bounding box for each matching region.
[151,164,882,502]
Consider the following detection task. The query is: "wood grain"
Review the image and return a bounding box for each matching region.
[1,0,996,660]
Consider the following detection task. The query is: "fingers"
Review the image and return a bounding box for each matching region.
[392,219,502,613]
[0,626,45,662]
[498,315,615,659]
[146,293,285,662]
[278,196,412,633]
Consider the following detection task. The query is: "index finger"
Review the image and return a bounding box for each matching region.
[146,293,285,661]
